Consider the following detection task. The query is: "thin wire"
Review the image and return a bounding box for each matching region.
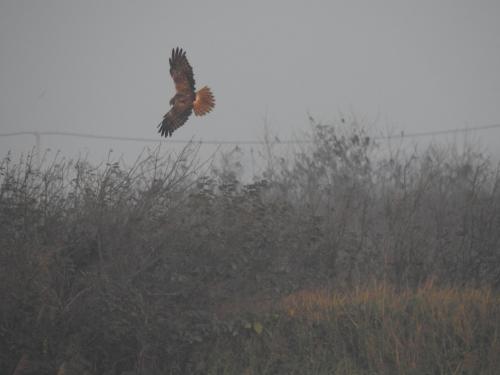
[0,123,499,145]
[372,123,500,140]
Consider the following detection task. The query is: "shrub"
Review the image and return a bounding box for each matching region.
[1,121,499,373]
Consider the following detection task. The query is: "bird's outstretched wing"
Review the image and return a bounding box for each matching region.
[170,47,195,94]
[158,104,192,137]
[158,48,196,137]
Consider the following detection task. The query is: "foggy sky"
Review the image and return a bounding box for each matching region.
[1,0,499,162]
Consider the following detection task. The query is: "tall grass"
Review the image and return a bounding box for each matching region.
[1,120,500,374]
[201,284,500,374]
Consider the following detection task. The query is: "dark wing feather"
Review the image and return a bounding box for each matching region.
[169,47,195,94]
[158,48,196,137]
[158,100,192,137]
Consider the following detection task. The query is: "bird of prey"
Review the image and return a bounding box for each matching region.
[158,47,215,137]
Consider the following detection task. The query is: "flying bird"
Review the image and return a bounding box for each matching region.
[158,47,215,137]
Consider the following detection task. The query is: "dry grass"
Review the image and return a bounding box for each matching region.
[201,284,500,374]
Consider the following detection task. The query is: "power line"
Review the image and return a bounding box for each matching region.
[0,131,186,144]
[374,123,500,140]
[0,123,499,145]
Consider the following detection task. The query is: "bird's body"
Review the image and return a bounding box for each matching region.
[158,48,215,137]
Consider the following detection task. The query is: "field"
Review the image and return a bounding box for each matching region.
[1,121,500,374]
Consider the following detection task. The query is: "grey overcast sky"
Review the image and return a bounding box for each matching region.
[1,0,499,162]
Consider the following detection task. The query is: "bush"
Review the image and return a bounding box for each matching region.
[1,121,499,373]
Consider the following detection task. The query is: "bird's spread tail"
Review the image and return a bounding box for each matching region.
[193,86,215,116]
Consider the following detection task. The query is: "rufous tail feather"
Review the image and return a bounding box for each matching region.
[193,86,215,116]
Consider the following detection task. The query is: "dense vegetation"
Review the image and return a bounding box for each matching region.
[1,121,500,374]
